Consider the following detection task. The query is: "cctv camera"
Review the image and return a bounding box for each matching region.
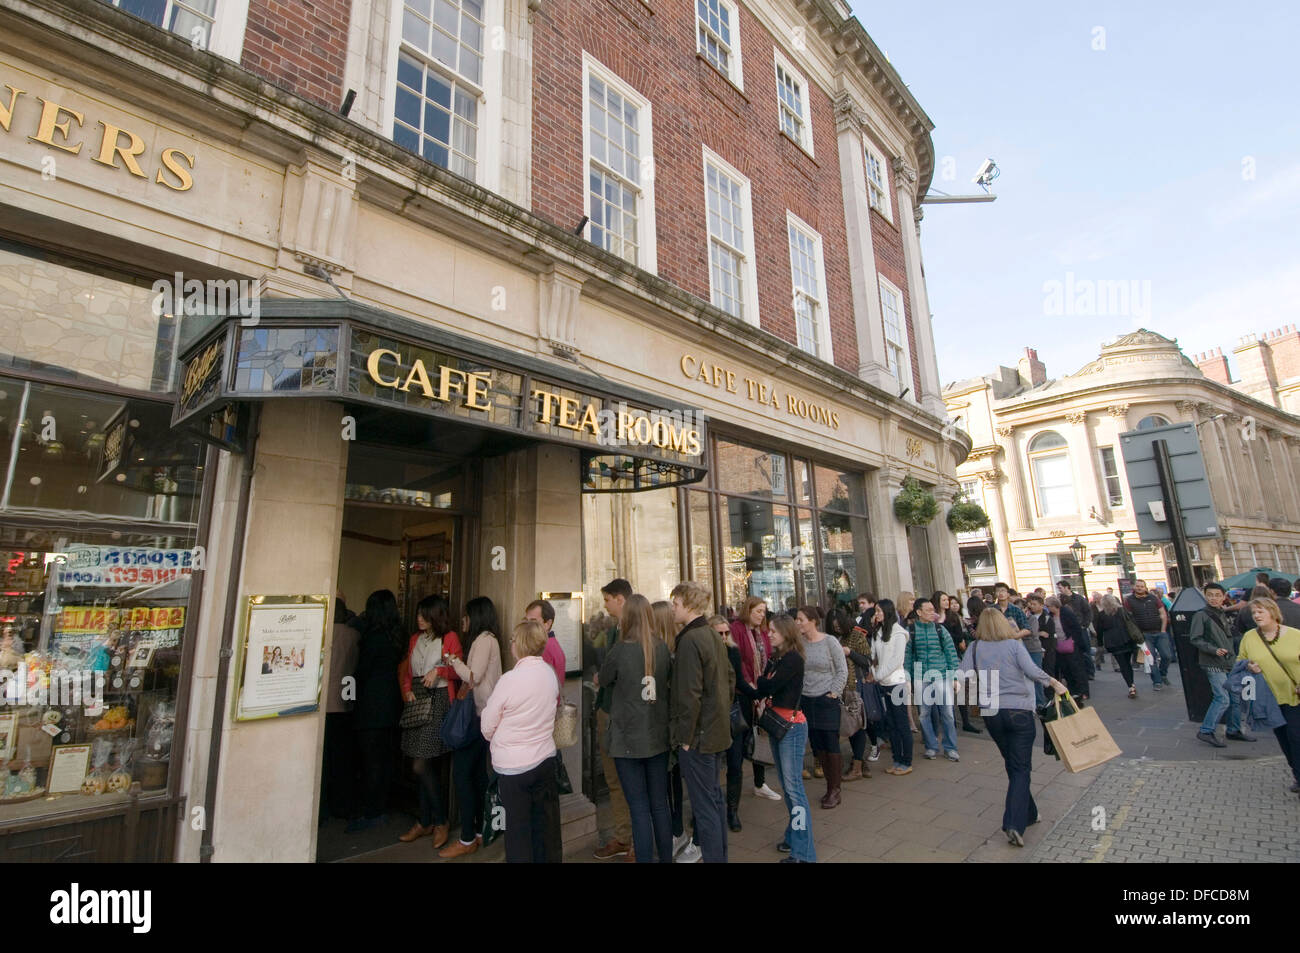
[972,158,999,187]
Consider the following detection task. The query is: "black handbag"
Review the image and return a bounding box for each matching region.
[729,700,749,737]
[757,705,793,743]
[859,679,885,724]
[1037,692,1082,759]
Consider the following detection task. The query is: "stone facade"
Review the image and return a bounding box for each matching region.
[946,330,1300,595]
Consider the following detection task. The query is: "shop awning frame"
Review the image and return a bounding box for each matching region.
[171,299,708,491]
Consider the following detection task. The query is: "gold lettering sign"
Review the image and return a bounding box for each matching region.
[366,348,492,411]
[2,83,195,191]
[680,353,840,430]
[905,437,923,459]
[181,337,223,407]
[531,388,702,457]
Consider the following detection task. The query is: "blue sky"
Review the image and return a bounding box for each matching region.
[848,1,1300,388]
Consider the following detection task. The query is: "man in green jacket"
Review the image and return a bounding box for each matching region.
[906,599,961,762]
[1189,583,1254,746]
[669,579,733,863]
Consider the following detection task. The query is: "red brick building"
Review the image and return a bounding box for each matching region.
[0,0,967,861]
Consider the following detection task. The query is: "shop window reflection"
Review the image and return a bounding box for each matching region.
[819,510,869,612]
[719,495,800,615]
[687,490,713,594]
[0,243,180,393]
[714,438,785,500]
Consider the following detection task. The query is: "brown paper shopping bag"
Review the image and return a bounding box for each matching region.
[1043,695,1122,773]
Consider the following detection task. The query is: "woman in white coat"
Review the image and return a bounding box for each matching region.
[871,599,913,776]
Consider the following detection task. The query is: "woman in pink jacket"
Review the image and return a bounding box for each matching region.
[481,620,561,863]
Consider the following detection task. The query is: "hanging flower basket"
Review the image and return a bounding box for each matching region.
[893,477,939,526]
[946,501,990,533]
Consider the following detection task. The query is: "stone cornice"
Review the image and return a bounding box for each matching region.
[993,377,1300,435]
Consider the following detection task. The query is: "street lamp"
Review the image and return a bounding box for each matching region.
[1115,530,1136,584]
[1069,537,1088,597]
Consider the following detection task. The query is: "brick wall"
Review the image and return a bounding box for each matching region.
[242,0,351,111]
[1194,347,1232,386]
[530,0,861,377]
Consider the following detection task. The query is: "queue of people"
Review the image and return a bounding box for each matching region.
[326,589,565,863]
[323,572,1300,864]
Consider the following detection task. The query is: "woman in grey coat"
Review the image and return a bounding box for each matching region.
[599,593,674,862]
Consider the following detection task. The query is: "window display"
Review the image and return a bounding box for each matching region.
[0,375,202,823]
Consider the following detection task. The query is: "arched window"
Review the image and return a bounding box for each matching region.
[1136,414,1170,430]
[1028,430,1075,517]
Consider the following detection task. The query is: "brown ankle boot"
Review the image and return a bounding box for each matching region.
[820,754,842,808]
[843,759,864,782]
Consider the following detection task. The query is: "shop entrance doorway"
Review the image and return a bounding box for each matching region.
[315,408,536,862]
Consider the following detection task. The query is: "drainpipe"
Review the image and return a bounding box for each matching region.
[199,403,261,862]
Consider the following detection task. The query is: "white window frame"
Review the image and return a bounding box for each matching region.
[581,52,658,275]
[696,0,744,90]
[1028,431,1077,518]
[104,0,249,60]
[864,140,892,221]
[786,211,831,362]
[382,0,503,189]
[772,47,814,157]
[878,275,913,399]
[701,147,758,325]
[1098,445,1124,507]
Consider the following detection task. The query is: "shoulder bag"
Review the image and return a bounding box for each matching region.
[1122,610,1145,645]
[757,705,793,743]
[553,700,579,749]
[839,689,865,739]
[440,679,480,750]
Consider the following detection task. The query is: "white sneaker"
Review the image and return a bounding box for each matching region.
[867,745,880,763]
[674,842,702,864]
[671,832,691,857]
[946,751,960,763]
[753,783,782,801]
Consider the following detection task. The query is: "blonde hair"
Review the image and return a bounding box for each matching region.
[707,614,733,647]
[651,600,677,652]
[670,580,711,614]
[622,594,660,688]
[512,619,547,658]
[897,591,915,616]
[1249,597,1282,630]
[974,608,1018,642]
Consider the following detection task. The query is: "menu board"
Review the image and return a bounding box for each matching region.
[235,595,328,721]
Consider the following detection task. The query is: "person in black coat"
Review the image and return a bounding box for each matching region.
[1046,597,1089,700]
[349,589,405,832]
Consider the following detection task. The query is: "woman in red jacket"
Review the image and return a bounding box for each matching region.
[397,595,462,849]
[729,596,781,802]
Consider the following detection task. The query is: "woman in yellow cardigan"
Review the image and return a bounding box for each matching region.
[1237,597,1300,794]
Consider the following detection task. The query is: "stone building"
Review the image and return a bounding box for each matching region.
[945,330,1300,596]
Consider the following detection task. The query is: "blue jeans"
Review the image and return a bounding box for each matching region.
[1026,650,1046,706]
[1144,631,1173,685]
[615,752,673,863]
[882,684,912,768]
[919,692,958,755]
[1199,668,1242,735]
[983,708,1038,835]
[768,720,816,862]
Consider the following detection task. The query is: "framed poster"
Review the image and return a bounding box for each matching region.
[233,595,329,721]
[0,712,15,760]
[48,743,92,794]
[539,592,583,676]
[127,641,157,669]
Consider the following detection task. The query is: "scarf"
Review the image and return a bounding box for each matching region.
[733,621,772,687]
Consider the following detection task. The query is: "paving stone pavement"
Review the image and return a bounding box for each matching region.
[1028,754,1300,863]
[579,649,1296,863]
